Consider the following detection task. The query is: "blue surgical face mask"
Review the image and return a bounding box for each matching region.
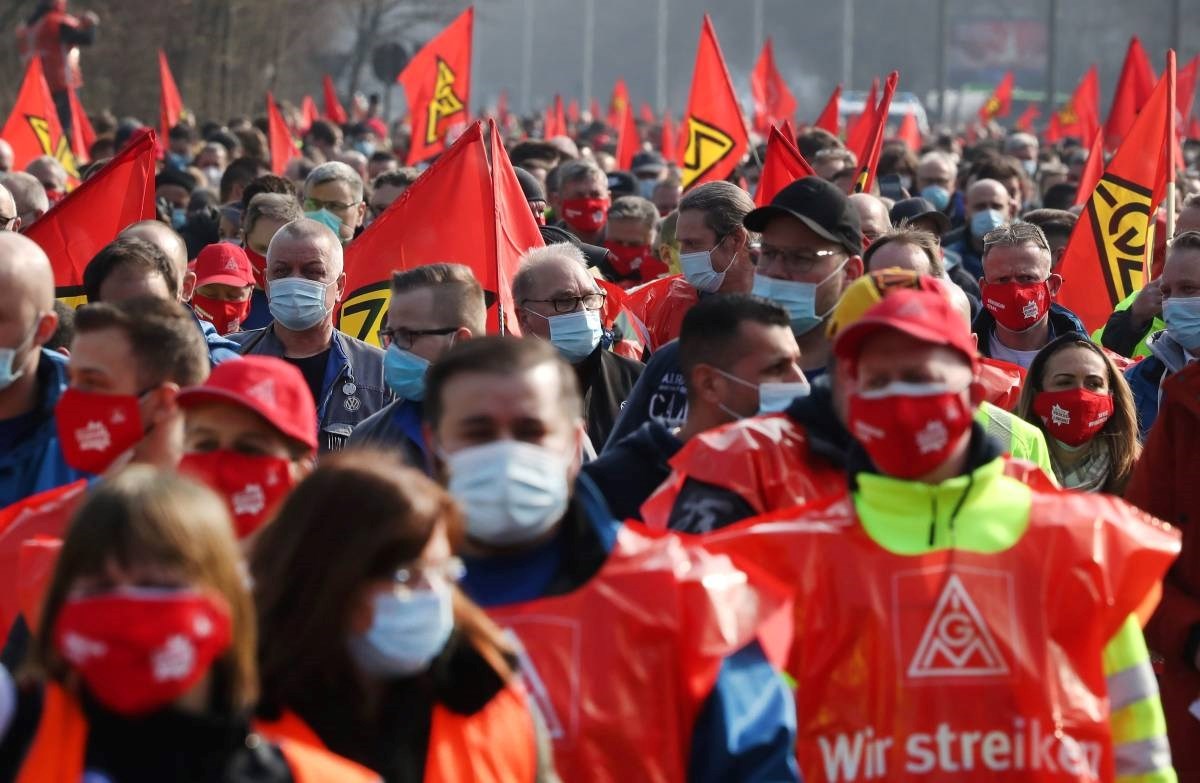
[970,208,1007,240]
[384,344,431,401]
[166,152,190,171]
[1021,158,1038,177]
[680,237,731,294]
[714,367,811,417]
[921,185,951,212]
[170,207,188,231]
[638,178,658,200]
[305,208,348,240]
[529,308,602,363]
[348,582,454,677]
[353,139,376,158]
[751,259,848,335]
[0,316,39,392]
[268,277,335,331]
[1164,296,1200,353]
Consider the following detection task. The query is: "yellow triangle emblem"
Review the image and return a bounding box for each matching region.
[426,58,465,145]
[681,116,734,189]
[1087,173,1154,303]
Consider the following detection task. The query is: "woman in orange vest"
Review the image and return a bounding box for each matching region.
[0,465,378,783]
[251,449,554,782]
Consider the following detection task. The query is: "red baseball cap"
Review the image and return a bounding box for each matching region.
[833,287,978,368]
[193,243,255,288]
[177,356,318,452]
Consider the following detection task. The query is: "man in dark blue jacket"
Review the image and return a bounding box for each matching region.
[0,234,83,508]
[424,336,798,782]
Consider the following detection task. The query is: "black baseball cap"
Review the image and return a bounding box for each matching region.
[607,171,637,198]
[889,197,951,236]
[743,176,863,255]
[513,166,546,203]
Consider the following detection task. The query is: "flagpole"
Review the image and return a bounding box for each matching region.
[656,0,669,111]
[521,0,534,114]
[582,0,595,108]
[1166,49,1177,241]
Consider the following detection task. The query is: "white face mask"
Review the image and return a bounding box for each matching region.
[714,367,811,417]
[444,440,571,546]
[0,316,40,392]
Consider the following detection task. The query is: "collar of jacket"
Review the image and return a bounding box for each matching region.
[784,376,852,467]
[971,301,1086,349]
[1147,328,1197,374]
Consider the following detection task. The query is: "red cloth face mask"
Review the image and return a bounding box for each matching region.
[243,248,268,289]
[1033,387,1114,447]
[54,588,232,716]
[191,295,251,336]
[55,388,146,475]
[604,242,665,279]
[981,280,1051,332]
[179,450,296,539]
[560,197,610,235]
[848,382,973,479]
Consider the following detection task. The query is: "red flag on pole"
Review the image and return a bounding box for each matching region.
[1073,130,1104,207]
[750,37,797,135]
[853,71,899,194]
[616,101,640,170]
[608,78,630,129]
[266,93,300,176]
[814,84,842,135]
[497,90,511,126]
[895,112,921,152]
[1058,53,1175,331]
[845,77,879,158]
[66,87,93,164]
[1015,103,1040,132]
[24,129,156,302]
[299,95,319,134]
[639,102,656,125]
[553,94,566,137]
[678,15,749,190]
[322,75,348,125]
[1045,65,1100,144]
[1,57,77,177]
[1177,55,1199,133]
[567,98,580,126]
[661,112,677,161]
[978,71,1014,123]
[754,126,815,207]
[488,119,544,334]
[1103,36,1156,151]
[158,49,184,151]
[398,6,473,164]
[778,119,796,144]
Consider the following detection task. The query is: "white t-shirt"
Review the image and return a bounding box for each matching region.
[988,332,1042,369]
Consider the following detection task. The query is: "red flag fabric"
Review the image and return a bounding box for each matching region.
[398,6,473,164]
[589,97,602,123]
[1046,65,1100,144]
[895,112,921,152]
[1058,53,1174,331]
[1073,130,1105,207]
[339,121,541,341]
[1178,55,1199,134]
[750,37,797,135]
[616,101,640,171]
[778,119,796,143]
[66,87,93,164]
[322,75,348,125]
[978,71,1014,123]
[754,126,816,207]
[23,129,156,301]
[1,57,77,177]
[1104,37,1156,151]
[553,94,566,137]
[678,15,749,190]
[158,49,184,150]
[299,95,319,134]
[266,93,299,176]
[639,102,656,125]
[1015,103,1040,132]
[609,78,630,129]
[845,77,879,158]
[543,96,567,138]
[661,112,677,161]
[853,71,899,194]
[567,99,580,126]
[814,84,841,135]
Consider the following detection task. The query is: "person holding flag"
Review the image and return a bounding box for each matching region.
[16,1,100,135]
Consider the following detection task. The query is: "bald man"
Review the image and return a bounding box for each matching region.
[943,178,1011,279]
[25,156,68,205]
[848,193,892,246]
[119,220,195,300]
[228,218,391,451]
[0,184,18,232]
[0,140,13,173]
[0,172,49,228]
[0,233,84,507]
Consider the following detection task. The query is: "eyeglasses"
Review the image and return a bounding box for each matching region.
[982,222,1050,252]
[377,325,458,350]
[522,292,606,314]
[0,214,15,229]
[758,245,844,275]
[304,197,360,213]
[391,556,466,598]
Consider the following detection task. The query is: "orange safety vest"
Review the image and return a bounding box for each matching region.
[256,682,537,783]
[704,488,1181,782]
[484,522,793,782]
[16,684,380,783]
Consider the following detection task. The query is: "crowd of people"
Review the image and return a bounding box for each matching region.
[2,2,1200,782]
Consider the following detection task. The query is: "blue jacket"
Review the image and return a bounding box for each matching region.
[193,313,242,366]
[346,398,428,471]
[1125,330,1196,440]
[603,340,689,451]
[461,475,799,782]
[0,350,86,509]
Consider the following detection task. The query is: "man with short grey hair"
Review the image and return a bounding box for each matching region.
[25,156,68,205]
[514,242,643,448]
[0,172,49,228]
[302,161,366,243]
[0,184,20,231]
[553,158,610,244]
[230,218,391,451]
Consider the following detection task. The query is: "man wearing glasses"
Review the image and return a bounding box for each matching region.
[302,161,367,244]
[0,184,18,232]
[973,222,1086,369]
[348,263,485,471]
[512,242,643,451]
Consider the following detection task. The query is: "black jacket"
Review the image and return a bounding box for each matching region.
[582,420,682,521]
[575,346,644,449]
[972,302,1087,360]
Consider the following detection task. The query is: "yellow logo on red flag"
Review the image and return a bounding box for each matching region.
[678,15,748,190]
[1086,174,1154,303]
[27,116,78,178]
[426,58,465,145]
[681,117,735,189]
[399,7,473,164]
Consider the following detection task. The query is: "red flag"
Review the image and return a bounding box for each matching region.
[616,101,640,170]
[853,71,899,194]
[814,84,841,135]
[639,102,656,125]
[554,94,566,137]
[1015,103,1040,132]
[567,98,580,126]
[778,119,796,143]
[755,126,815,207]
[895,112,921,152]
[24,129,156,301]
[1058,53,1174,331]
[496,90,511,126]
[1073,130,1104,206]
[339,122,539,341]
[750,37,797,135]
[1104,37,1156,151]
[1045,65,1100,144]
[678,15,749,190]
[1,57,77,177]
[158,49,184,150]
[1178,55,1199,132]
[266,93,299,176]
[589,97,602,122]
[66,87,93,164]
[322,75,348,124]
[661,112,677,161]
[299,95,319,134]
[609,78,630,129]
[978,71,1014,123]
[398,7,473,164]
[845,77,879,158]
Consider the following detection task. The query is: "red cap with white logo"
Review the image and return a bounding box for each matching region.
[193,243,255,288]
